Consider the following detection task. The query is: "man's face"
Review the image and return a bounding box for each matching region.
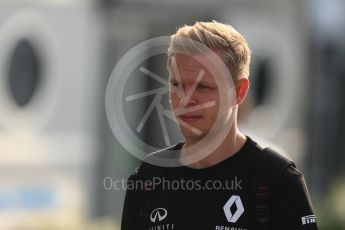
[169,51,232,142]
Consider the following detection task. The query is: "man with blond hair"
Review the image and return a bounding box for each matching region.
[121,21,318,230]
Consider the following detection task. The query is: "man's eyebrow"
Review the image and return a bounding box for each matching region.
[169,78,214,84]
[199,78,215,84]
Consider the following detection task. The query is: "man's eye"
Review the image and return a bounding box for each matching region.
[172,82,182,87]
[199,85,211,89]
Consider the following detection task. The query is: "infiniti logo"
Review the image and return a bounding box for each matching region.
[150,208,168,223]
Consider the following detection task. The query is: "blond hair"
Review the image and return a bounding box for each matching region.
[167,20,251,80]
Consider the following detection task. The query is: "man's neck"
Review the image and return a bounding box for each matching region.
[181,123,247,169]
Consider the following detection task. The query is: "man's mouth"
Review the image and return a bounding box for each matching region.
[178,114,202,123]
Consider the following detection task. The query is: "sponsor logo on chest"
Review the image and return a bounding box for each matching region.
[149,208,174,230]
[215,195,247,230]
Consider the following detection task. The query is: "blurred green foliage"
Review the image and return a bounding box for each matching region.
[314,174,345,230]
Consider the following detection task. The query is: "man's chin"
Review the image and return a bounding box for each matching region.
[180,128,207,142]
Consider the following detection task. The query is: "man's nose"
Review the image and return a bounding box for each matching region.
[180,86,197,107]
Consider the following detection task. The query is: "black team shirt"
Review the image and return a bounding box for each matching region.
[121,137,318,230]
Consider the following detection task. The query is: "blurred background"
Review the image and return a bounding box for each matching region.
[0,0,344,229]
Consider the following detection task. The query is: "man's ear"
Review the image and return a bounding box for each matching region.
[233,78,250,105]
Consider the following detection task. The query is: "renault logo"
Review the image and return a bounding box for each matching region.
[150,208,168,223]
[223,195,244,223]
